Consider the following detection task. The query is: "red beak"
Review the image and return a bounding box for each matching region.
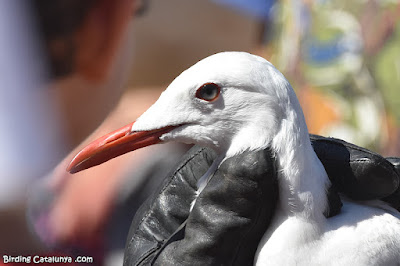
[67,122,178,174]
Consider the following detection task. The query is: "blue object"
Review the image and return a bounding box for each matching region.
[212,0,276,21]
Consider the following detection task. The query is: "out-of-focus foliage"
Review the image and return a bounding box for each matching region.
[262,0,400,154]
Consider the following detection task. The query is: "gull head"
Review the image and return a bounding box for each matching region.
[68,52,306,173]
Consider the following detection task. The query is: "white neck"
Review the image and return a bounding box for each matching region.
[271,98,330,221]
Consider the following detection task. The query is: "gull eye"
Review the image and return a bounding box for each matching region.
[195,83,220,102]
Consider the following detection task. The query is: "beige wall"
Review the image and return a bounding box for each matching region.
[128,0,262,87]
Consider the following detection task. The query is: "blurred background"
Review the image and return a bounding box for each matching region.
[0,0,399,265]
[131,0,400,153]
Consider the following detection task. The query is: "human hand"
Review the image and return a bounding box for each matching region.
[124,145,277,265]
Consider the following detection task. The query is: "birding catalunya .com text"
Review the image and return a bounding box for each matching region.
[2,255,94,264]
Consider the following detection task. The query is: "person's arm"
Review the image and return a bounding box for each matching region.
[310,134,399,200]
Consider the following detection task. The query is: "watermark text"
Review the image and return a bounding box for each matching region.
[3,255,94,264]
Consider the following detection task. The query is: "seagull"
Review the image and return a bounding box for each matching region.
[68,52,400,265]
